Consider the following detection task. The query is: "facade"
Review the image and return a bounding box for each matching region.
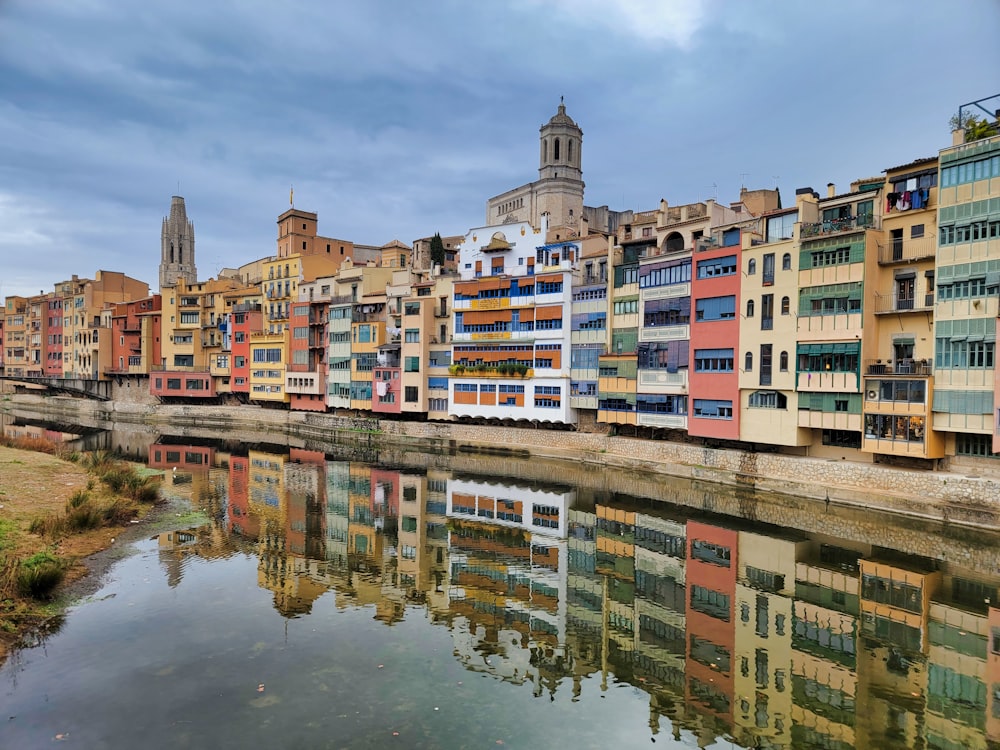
[795,182,883,458]
[108,295,162,375]
[450,216,577,426]
[739,195,817,447]
[933,132,1000,459]
[863,158,944,460]
[159,196,197,291]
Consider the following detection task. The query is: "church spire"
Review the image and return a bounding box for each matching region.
[159,195,198,291]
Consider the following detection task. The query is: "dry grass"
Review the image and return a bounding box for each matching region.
[0,445,163,657]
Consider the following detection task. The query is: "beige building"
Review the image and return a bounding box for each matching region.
[62,271,150,379]
[739,191,818,447]
[795,180,884,459]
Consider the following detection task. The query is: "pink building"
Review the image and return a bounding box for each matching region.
[688,228,743,441]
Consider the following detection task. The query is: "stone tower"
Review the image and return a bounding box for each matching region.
[159,195,197,290]
[535,99,585,229]
[485,100,585,231]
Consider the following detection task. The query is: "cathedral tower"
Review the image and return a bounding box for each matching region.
[538,99,583,183]
[159,195,197,290]
[485,100,585,231]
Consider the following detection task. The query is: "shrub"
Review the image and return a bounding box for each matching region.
[65,504,103,531]
[29,514,66,538]
[66,489,90,509]
[101,498,137,525]
[17,552,67,599]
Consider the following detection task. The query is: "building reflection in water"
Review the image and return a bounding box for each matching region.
[146,441,1000,749]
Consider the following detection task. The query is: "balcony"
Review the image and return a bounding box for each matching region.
[873,292,933,314]
[801,215,880,239]
[864,358,933,376]
[877,235,936,265]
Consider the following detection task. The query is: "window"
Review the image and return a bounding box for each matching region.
[744,351,753,371]
[779,351,788,371]
[747,258,757,275]
[782,253,791,271]
[759,344,772,386]
[911,224,924,239]
[693,399,733,419]
[748,390,787,409]
[780,296,790,315]
[695,296,736,321]
[696,256,736,279]
[404,386,418,402]
[694,348,734,372]
[746,299,755,318]
[404,356,420,372]
[762,253,775,285]
[766,212,797,243]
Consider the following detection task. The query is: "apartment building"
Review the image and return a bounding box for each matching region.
[154,277,239,398]
[739,193,818,447]
[108,295,162,376]
[795,182,883,458]
[933,132,1000,459]
[449,216,576,426]
[862,158,944,460]
[3,297,27,377]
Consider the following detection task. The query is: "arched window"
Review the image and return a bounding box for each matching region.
[170,242,174,263]
[781,296,790,315]
[554,138,561,161]
[779,351,789,371]
[746,299,755,318]
[178,242,183,263]
[542,139,547,162]
[745,352,753,371]
[665,232,684,253]
[782,253,792,270]
[748,258,757,275]
[568,139,573,163]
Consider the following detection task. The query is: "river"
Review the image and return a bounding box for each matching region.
[1,418,999,749]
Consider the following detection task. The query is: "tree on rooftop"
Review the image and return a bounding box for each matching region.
[949,112,998,142]
[430,233,446,268]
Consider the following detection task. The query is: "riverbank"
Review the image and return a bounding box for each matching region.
[0,443,167,662]
[7,392,1000,529]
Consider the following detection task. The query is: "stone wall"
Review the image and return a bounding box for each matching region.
[7,393,1000,529]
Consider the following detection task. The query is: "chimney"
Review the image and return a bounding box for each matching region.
[827,183,836,198]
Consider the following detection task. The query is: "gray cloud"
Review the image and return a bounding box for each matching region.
[1,0,998,298]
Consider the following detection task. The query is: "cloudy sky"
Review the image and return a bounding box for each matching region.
[1,1,998,299]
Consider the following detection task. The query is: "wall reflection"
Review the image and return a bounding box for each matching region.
[137,441,1000,749]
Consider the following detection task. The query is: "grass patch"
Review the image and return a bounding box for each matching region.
[16,552,68,600]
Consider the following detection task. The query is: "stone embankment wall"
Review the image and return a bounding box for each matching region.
[6,393,1000,529]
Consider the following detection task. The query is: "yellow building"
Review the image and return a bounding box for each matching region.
[248,328,289,404]
[862,157,944,461]
[160,277,240,372]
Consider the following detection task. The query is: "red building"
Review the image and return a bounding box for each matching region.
[227,455,260,539]
[109,295,161,375]
[287,297,328,412]
[230,303,262,398]
[688,228,743,441]
[44,296,63,377]
[685,520,738,722]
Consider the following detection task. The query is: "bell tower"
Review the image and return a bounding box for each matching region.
[159,195,197,290]
[538,97,583,182]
